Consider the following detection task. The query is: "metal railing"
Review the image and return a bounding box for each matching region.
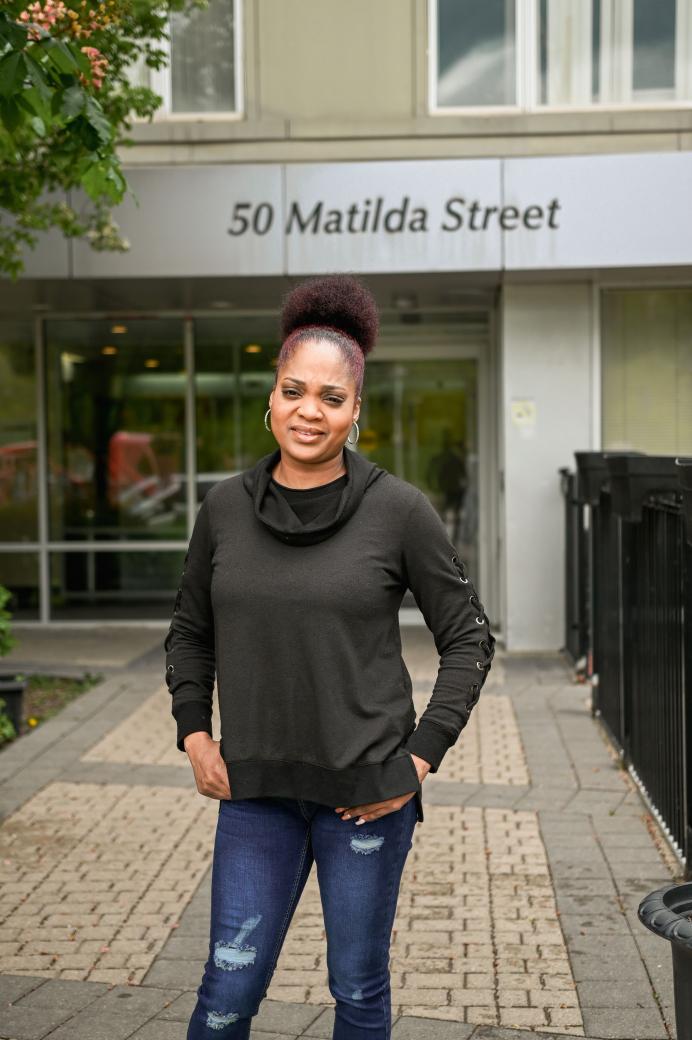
[561,452,692,874]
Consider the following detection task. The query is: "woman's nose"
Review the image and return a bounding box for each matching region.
[298,401,322,418]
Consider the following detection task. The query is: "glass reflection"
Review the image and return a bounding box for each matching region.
[50,550,186,620]
[437,0,516,107]
[538,0,682,107]
[359,358,479,579]
[194,316,279,496]
[0,323,37,542]
[45,320,186,541]
[0,554,39,619]
[170,0,237,113]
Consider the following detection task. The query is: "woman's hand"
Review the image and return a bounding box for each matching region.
[184,733,232,800]
[334,752,431,824]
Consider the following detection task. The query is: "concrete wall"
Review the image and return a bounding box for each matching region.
[257,0,414,121]
[124,0,691,165]
[500,283,595,651]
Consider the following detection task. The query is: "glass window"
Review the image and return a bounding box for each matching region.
[632,0,676,96]
[170,0,238,113]
[194,316,279,503]
[435,0,516,107]
[361,357,480,580]
[50,550,185,621]
[45,319,187,542]
[435,0,691,109]
[538,0,687,107]
[126,0,239,115]
[0,323,37,543]
[601,289,692,454]
[0,553,39,619]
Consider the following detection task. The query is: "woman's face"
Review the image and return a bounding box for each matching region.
[268,338,360,464]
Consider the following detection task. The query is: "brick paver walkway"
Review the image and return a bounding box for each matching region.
[0,625,681,1040]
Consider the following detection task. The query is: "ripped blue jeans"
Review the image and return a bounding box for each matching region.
[187,794,418,1039]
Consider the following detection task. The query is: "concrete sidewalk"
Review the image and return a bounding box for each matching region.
[0,625,681,1040]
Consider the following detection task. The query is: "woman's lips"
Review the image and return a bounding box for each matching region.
[291,427,325,441]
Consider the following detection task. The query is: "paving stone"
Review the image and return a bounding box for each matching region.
[391,1016,475,1038]
[580,1005,669,1038]
[140,959,202,990]
[154,985,196,1019]
[124,1022,188,1039]
[13,977,109,1012]
[0,974,45,1006]
[577,977,663,1009]
[570,952,650,982]
[253,999,329,1035]
[0,1001,76,1040]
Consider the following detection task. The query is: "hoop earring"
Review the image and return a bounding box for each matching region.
[264,407,272,432]
[347,420,360,444]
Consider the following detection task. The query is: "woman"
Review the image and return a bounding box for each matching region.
[165,273,496,1039]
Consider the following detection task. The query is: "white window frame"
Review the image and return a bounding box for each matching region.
[429,0,692,113]
[131,0,243,120]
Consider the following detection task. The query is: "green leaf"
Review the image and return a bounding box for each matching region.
[18,82,50,121]
[0,14,30,51]
[101,162,126,203]
[61,84,86,118]
[24,53,52,105]
[85,96,111,145]
[40,37,90,77]
[70,113,101,151]
[0,96,21,133]
[29,115,45,137]
[0,52,26,98]
[16,88,43,117]
[81,161,108,201]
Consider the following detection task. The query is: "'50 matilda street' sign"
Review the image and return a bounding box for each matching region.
[52,153,692,278]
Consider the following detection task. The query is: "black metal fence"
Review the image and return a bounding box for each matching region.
[560,452,692,874]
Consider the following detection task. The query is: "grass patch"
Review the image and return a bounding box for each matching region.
[0,672,103,745]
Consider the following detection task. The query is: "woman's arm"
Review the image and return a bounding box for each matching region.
[164,494,216,752]
[401,489,496,772]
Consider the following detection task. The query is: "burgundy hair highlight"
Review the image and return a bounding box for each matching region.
[275,274,379,397]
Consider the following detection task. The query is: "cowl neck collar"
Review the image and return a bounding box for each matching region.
[242,446,386,546]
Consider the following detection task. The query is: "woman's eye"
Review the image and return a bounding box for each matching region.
[281,389,344,406]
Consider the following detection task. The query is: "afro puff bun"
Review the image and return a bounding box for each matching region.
[280,274,379,356]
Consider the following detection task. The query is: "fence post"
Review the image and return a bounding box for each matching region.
[573,452,611,715]
[678,458,692,870]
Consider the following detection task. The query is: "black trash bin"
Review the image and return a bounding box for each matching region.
[639,883,692,1037]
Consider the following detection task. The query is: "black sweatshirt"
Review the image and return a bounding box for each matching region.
[164,446,496,824]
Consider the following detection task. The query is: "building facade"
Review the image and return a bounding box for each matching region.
[1,0,691,648]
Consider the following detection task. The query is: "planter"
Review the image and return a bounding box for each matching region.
[574,450,644,506]
[638,883,692,1038]
[0,674,28,735]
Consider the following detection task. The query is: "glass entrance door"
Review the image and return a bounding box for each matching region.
[22,313,487,622]
[359,353,480,587]
[44,318,188,619]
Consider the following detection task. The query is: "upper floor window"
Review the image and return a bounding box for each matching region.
[128,0,242,117]
[432,0,692,110]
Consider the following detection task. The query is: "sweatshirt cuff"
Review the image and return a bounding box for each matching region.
[174,702,213,753]
[402,720,451,773]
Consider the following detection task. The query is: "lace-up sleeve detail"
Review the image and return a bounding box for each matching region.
[164,494,216,752]
[400,490,496,772]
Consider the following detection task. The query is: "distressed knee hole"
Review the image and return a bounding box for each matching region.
[350,834,384,855]
[206,1009,240,1030]
[351,987,364,1000]
[213,913,262,971]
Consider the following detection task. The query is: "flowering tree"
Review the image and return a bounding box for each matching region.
[0,0,205,279]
